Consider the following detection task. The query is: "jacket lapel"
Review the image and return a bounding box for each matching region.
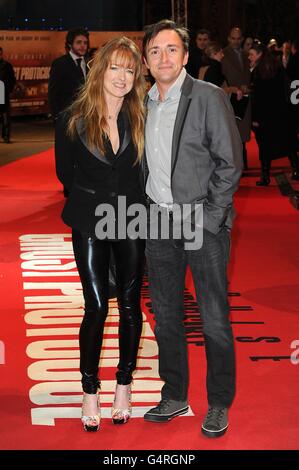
[116,111,130,156]
[171,74,193,176]
[75,118,111,165]
[75,111,131,164]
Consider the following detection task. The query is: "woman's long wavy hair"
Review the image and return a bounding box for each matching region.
[67,36,145,162]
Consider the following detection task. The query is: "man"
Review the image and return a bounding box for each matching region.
[142,20,242,438]
[49,29,89,196]
[0,47,16,143]
[186,29,210,78]
[222,27,251,170]
[48,28,89,119]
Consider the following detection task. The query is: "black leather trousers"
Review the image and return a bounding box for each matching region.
[72,229,145,393]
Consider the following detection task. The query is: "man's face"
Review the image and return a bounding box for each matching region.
[71,35,88,57]
[196,33,209,50]
[228,30,242,49]
[144,29,188,88]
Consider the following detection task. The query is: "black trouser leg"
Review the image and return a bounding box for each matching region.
[72,230,110,393]
[288,151,299,180]
[72,230,144,393]
[256,150,271,186]
[112,238,145,385]
[2,110,11,141]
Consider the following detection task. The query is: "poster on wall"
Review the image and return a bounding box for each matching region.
[0,30,144,116]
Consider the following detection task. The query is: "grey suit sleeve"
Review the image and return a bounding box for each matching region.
[204,88,243,234]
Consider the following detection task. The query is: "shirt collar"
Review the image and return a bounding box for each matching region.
[69,50,85,63]
[148,67,186,102]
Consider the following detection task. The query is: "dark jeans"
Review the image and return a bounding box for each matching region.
[145,224,235,408]
[72,229,145,392]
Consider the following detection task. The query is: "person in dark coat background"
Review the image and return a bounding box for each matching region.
[49,28,89,196]
[199,42,243,96]
[0,46,16,143]
[286,38,299,152]
[222,27,252,171]
[48,28,89,119]
[186,29,210,78]
[249,43,299,186]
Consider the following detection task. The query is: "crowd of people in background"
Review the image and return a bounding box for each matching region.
[1,24,299,182]
[186,26,299,185]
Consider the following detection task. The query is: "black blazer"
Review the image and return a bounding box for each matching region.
[48,54,86,118]
[55,112,144,236]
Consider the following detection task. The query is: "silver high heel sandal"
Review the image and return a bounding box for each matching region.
[81,391,101,432]
[111,384,132,425]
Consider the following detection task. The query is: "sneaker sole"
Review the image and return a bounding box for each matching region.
[201,424,228,438]
[144,406,189,423]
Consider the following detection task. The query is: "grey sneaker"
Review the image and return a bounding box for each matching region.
[144,398,189,422]
[201,406,228,438]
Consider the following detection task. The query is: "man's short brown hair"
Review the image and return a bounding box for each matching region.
[142,19,189,58]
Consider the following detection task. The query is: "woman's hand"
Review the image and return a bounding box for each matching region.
[252,121,259,128]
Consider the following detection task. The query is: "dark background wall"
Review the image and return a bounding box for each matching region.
[0,0,143,31]
[0,0,299,45]
[144,0,299,45]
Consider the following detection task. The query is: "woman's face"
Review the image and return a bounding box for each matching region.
[211,49,224,62]
[103,50,135,100]
[248,48,262,68]
[243,37,253,52]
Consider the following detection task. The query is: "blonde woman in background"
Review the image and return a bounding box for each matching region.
[198,42,243,99]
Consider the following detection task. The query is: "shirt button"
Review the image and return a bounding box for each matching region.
[154,148,158,152]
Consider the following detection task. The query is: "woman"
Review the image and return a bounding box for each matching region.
[55,37,146,431]
[242,36,254,55]
[249,43,299,185]
[198,42,243,98]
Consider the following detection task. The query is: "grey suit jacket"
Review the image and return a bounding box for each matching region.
[143,73,243,235]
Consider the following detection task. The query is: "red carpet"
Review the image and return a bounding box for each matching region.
[0,139,298,450]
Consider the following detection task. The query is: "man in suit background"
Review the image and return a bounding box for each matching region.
[0,46,16,143]
[49,28,89,196]
[222,27,251,170]
[142,20,242,438]
[48,28,89,119]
